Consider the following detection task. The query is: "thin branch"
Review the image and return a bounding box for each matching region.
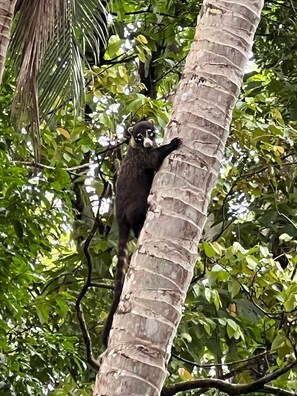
[75,169,110,370]
[214,153,297,240]
[13,161,92,171]
[162,359,297,396]
[153,56,186,84]
[102,54,137,65]
[12,140,127,173]
[217,155,249,239]
[289,0,297,14]
[75,210,102,370]
[110,5,176,18]
[41,277,114,295]
[172,351,276,396]
[262,386,297,396]
[250,359,297,387]
[218,260,296,319]
[90,282,114,290]
[191,259,207,284]
[194,384,297,396]
[171,350,269,368]
[96,139,128,156]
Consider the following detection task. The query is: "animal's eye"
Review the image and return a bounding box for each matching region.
[149,132,155,137]
[136,133,143,142]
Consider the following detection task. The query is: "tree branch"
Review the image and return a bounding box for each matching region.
[262,386,297,396]
[171,350,269,368]
[153,56,186,84]
[75,209,102,370]
[12,140,127,173]
[75,166,110,370]
[162,360,297,396]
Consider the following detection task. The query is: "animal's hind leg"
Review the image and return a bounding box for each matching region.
[127,202,148,238]
[132,218,145,238]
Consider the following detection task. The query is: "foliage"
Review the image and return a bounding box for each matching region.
[8,0,109,161]
[0,0,297,395]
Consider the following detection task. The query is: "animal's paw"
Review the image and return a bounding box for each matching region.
[171,137,183,149]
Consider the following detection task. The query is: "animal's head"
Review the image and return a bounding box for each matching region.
[128,120,157,149]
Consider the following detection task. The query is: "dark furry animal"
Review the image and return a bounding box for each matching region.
[102,120,182,347]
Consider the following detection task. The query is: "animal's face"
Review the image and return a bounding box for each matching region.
[128,121,157,149]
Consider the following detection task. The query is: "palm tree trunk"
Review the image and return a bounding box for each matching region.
[0,0,17,83]
[94,0,264,395]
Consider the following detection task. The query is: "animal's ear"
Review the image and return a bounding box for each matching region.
[127,126,133,134]
[129,136,136,148]
[148,119,154,125]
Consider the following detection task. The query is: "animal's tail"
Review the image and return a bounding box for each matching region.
[102,224,129,348]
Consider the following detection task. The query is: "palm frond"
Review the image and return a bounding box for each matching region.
[9,0,109,161]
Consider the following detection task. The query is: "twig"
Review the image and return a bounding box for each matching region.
[153,56,186,84]
[12,140,127,173]
[75,209,102,370]
[289,0,297,13]
[75,170,110,370]
[215,153,297,240]
[171,350,269,368]
[90,282,114,290]
[219,261,297,318]
[162,359,297,395]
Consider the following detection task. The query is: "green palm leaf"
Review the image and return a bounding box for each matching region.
[9,0,109,161]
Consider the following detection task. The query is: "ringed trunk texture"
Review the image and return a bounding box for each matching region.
[94,0,264,395]
[0,0,16,83]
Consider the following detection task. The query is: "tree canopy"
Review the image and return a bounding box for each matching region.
[0,0,296,395]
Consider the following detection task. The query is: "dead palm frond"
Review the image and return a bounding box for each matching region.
[9,0,109,161]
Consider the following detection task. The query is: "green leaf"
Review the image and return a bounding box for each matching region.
[212,290,222,310]
[229,279,241,298]
[271,334,286,351]
[211,264,224,272]
[203,242,217,258]
[205,288,212,303]
[212,242,223,255]
[138,51,146,63]
[35,301,50,324]
[246,256,258,270]
[106,35,122,58]
[56,168,71,188]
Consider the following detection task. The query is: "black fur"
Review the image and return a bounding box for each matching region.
[102,121,182,347]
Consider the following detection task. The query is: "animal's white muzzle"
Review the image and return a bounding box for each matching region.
[143,138,154,148]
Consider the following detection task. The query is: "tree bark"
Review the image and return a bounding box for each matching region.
[94,0,264,395]
[0,0,16,83]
